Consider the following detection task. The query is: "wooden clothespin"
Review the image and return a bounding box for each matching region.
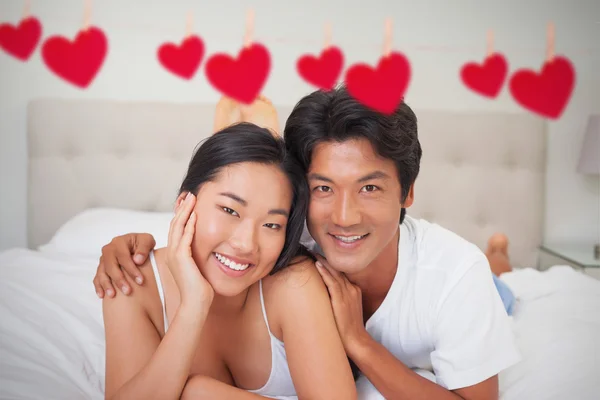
[382,18,392,58]
[546,21,555,62]
[324,21,332,50]
[23,0,31,19]
[244,9,254,48]
[487,29,495,57]
[83,0,92,31]
[185,11,193,39]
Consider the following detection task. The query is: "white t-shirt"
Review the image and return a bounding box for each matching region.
[301,215,521,393]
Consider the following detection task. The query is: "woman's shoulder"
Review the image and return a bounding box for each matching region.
[262,255,326,301]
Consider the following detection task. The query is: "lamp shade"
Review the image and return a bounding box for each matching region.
[577,115,600,175]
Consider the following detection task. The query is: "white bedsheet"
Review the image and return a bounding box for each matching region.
[0,248,105,400]
[1,249,599,400]
[498,266,600,400]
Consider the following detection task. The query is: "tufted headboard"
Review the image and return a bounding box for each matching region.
[27,99,546,267]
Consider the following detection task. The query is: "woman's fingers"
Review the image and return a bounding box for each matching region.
[168,193,195,250]
[178,211,196,256]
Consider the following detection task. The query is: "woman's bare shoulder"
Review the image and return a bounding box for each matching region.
[262,255,324,297]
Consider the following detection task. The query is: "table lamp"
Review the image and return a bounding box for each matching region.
[577,114,600,259]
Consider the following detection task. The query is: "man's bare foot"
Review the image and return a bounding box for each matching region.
[486,233,513,276]
[486,233,509,257]
[240,95,280,136]
[213,95,280,136]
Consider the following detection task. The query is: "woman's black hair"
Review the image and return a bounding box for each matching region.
[178,122,311,274]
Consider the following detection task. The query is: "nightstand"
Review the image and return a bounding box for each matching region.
[539,243,600,279]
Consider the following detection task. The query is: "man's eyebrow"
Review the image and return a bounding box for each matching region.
[307,173,334,183]
[219,192,247,206]
[307,171,391,184]
[357,171,391,183]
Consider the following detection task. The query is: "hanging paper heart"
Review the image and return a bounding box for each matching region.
[297,46,344,90]
[41,26,108,89]
[345,52,411,115]
[509,56,575,119]
[0,16,42,61]
[157,35,205,80]
[460,53,508,98]
[205,43,271,104]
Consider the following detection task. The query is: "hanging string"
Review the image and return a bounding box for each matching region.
[15,13,591,56]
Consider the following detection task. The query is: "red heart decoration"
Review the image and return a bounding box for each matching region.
[509,56,575,119]
[157,35,205,80]
[0,16,42,61]
[205,43,271,104]
[345,52,411,115]
[41,27,108,89]
[460,53,508,98]
[297,46,344,90]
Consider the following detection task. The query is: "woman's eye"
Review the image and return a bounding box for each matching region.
[314,186,332,192]
[361,185,379,192]
[264,223,282,230]
[222,207,239,217]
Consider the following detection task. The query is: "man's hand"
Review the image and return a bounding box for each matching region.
[92,233,157,298]
[314,255,370,355]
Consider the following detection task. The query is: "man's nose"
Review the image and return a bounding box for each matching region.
[330,193,361,227]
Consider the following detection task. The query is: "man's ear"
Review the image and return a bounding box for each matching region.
[402,183,415,208]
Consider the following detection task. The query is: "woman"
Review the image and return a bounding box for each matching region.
[102,123,357,399]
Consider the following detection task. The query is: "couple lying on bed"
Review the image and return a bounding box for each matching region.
[96,86,521,400]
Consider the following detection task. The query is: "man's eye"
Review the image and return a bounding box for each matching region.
[361,185,379,192]
[222,207,239,217]
[264,223,282,230]
[315,186,332,192]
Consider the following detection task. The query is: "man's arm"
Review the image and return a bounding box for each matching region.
[347,334,497,400]
[93,233,157,298]
[316,254,516,400]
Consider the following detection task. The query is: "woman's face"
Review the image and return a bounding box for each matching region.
[179,162,293,297]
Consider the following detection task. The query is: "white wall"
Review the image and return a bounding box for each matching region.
[1,0,599,251]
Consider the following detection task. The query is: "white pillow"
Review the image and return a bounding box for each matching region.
[39,208,173,259]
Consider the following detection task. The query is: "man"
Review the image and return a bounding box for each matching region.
[93,86,520,399]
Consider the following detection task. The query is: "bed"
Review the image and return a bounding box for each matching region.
[0,98,598,399]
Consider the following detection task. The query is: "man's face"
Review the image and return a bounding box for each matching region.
[306,138,414,274]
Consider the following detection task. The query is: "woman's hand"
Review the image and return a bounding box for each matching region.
[167,192,214,310]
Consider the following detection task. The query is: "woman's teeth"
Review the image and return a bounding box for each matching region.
[214,253,250,271]
[334,234,367,243]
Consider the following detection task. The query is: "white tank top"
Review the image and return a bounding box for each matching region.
[149,251,297,399]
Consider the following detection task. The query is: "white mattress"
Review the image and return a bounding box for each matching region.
[0,248,599,400]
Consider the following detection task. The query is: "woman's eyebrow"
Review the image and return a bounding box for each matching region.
[220,192,288,217]
[219,192,247,206]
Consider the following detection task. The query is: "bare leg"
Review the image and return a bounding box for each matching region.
[213,95,280,136]
[485,233,513,276]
